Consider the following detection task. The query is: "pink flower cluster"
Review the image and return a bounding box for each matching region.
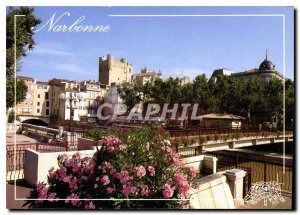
[148,166,155,176]
[28,132,197,209]
[162,146,182,167]
[103,135,124,153]
[162,166,196,199]
[32,182,57,203]
[135,166,146,179]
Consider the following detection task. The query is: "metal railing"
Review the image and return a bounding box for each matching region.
[167,125,293,138]
[6,139,99,181]
[207,152,293,192]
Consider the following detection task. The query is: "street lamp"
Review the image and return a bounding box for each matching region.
[59,92,83,132]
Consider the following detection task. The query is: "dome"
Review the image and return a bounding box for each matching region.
[259,59,275,71]
[259,51,275,71]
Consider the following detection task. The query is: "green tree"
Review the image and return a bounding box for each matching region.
[192,74,213,113]
[118,84,143,112]
[262,78,284,124]
[284,79,294,129]
[240,78,263,124]
[6,7,41,110]
[6,78,28,109]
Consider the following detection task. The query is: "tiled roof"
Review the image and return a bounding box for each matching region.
[198,113,245,120]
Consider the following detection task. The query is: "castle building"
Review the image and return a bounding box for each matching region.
[131,67,163,86]
[179,76,190,86]
[79,80,108,122]
[210,52,284,83]
[99,54,132,86]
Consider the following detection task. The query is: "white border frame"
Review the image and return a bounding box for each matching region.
[12,11,287,203]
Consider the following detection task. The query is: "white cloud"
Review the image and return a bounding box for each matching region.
[32,40,74,56]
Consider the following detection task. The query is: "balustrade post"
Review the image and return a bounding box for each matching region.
[264,161,267,182]
[36,142,39,152]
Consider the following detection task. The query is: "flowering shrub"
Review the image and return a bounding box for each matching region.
[25,127,196,209]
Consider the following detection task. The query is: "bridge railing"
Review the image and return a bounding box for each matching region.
[21,123,66,140]
[6,139,100,181]
[207,151,293,192]
[167,125,293,138]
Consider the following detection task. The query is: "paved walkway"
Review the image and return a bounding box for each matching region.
[6,180,32,209]
[6,133,37,145]
[239,193,292,209]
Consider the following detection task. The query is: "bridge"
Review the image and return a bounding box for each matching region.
[18,115,50,126]
[176,134,293,157]
[201,135,293,152]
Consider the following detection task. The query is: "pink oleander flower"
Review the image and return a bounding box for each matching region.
[187,166,196,179]
[107,145,115,153]
[104,162,113,169]
[94,184,98,189]
[38,189,48,202]
[95,177,99,182]
[72,165,79,173]
[85,201,95,209]
[166,146,173,154]
[69,177,78,190]
[48,167,55,176]
[117,171,130,184]
[65,193,80,206]
[63,176,71,184]
[131,186,137,195]
[173,172,186,184]
[163,184,174,198]
[122,185,132,197]
[180,181,190,193]
[104,135,122,146]
[48,192,57,202]
[107,187,116,194]
[177,191,190,199]
[148,166,155,176]
[36,183,45,190]
[172,153,182,167]
[135,166,146,179]
[110,168,117,175]
[58,167,67,179]
[141,185,150,197]
[101,175,110,186]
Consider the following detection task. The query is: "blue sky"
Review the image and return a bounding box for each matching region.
[16,7,294,81]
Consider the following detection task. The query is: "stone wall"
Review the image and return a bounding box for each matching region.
[24,148,98,185]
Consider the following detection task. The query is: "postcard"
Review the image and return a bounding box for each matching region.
[5,6,295,210]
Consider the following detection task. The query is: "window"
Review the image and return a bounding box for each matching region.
[46,101,50,107]
[38,94,40,98]
[26,93,32,99]
[45,92,49,100]
[46,109,49,115]
[37,109,40,113]
[37,102,40,106]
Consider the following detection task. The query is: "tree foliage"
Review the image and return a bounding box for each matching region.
[6,7,41,109]
[118,75,294,126]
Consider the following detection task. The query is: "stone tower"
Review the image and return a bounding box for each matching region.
[99,54,132,86]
